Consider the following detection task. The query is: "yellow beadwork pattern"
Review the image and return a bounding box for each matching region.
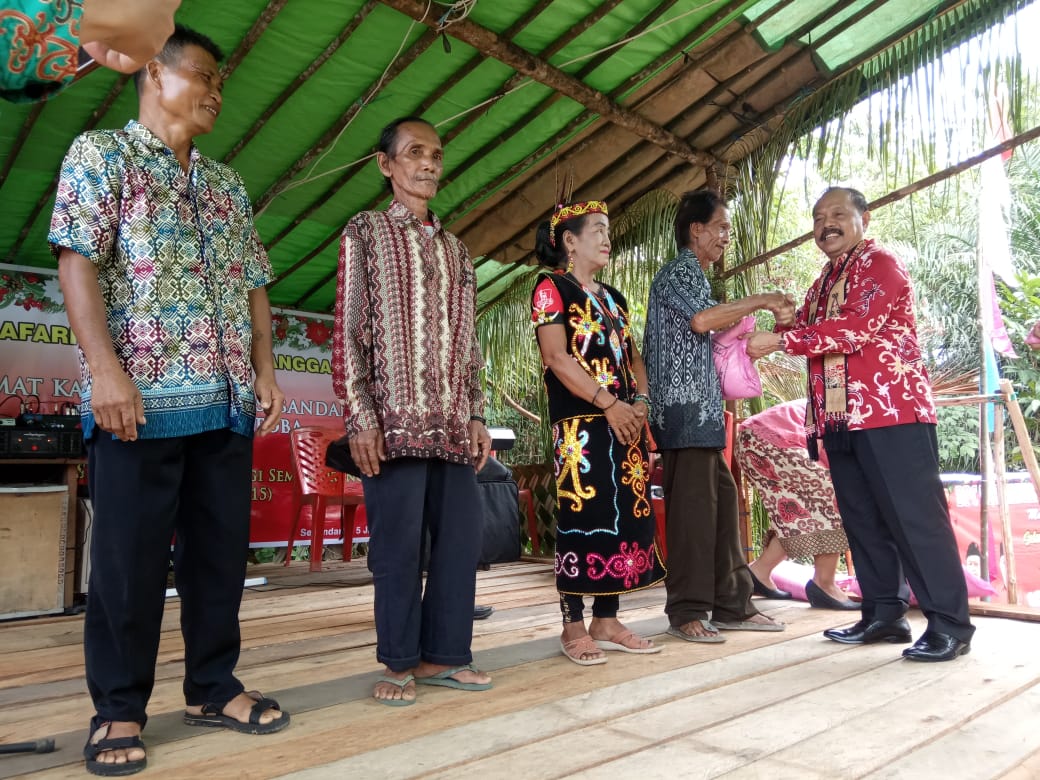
[555,417,596,512]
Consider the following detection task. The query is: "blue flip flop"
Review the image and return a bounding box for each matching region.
[415,663,492,691]
[373,673,416,706]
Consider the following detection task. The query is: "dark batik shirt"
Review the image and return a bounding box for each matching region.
[643,247,726,450]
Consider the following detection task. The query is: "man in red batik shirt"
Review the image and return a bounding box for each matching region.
[745,187,974,662]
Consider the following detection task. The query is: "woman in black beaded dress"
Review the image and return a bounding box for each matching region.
[531,200,666,666]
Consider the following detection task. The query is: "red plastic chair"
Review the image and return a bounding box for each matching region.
[653,410,734,560]
[286,426,366,572]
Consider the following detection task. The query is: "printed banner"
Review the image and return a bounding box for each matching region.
[944,474,1040,607]
[0,264,366,548]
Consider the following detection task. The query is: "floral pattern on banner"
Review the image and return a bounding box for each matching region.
[0,271,64,313]
[272,313,334,352]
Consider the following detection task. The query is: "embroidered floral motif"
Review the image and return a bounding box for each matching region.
[586,542,656,589]
[554,418,596,511]
[555,551,580,578]
[590,358,617,389]
[621,444,651,519]
[569,298,604,363]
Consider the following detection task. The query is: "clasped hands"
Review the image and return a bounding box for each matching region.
[604,396,645,446]
[348,419,492,478]
[740,291,796,361]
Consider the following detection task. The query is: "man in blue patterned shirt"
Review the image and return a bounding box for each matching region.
[644,189,790,643]
[50,25,287,776]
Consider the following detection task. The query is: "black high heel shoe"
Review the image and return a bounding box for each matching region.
[749,570,792,600]
[805,579,859,610]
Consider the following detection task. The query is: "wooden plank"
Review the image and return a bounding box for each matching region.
[1001,747,1040,780]
[274,631,895,779]
[7,556,1039,780]
[863,682,1040,778]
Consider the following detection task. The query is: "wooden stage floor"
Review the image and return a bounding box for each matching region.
[2,559,1040,779]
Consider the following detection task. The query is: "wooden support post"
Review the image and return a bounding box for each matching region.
[991,412,1017,604]
[999,377,1040,606]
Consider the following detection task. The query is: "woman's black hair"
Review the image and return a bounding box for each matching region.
[534,212,591,269]
[674,188,726,251]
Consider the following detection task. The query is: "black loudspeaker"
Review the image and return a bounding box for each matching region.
[476,457,522,566]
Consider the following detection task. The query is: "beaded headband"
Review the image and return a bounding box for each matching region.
[548,200,608,247]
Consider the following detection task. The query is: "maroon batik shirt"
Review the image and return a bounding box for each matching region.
[332,200,485,463]
[777,238,937,433]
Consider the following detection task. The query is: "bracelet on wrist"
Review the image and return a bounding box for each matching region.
[633,393,651,408]
[602,395,619,410]
[591,386,604,406]
[470,414,487,424]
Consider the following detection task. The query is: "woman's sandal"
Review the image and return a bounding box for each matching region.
[183,690,290,734]
[83,722,147,777]
[593,628,663,654]
[560,634,608,666]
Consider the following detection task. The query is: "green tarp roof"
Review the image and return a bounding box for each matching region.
[0,0,1027,312]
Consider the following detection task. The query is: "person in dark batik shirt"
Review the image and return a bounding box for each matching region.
[644,189,789,642]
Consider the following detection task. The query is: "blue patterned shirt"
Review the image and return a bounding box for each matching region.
[643,248,726,450]
[1,0,82,102]
[49,120,272,440]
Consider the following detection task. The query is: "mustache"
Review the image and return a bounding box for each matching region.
[820,227,843,238]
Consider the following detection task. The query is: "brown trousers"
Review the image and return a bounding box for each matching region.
[661,447,757,625]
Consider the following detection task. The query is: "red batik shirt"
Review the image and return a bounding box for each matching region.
[776,239,937,432]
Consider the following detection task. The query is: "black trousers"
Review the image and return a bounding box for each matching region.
[560,593,619,623]
[85,428,252,728]
[362,458,483,672]
[661,447,756,625]
[826,423,974,643]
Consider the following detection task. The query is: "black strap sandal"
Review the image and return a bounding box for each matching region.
[83,725,147,777]
[183,691,290,735]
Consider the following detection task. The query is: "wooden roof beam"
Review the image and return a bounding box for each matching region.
[263,0,594,256]
[379,0,716,169]
[224,0,380,164]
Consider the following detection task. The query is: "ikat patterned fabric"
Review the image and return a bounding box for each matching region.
[1,0,81,102]
[643,247,727,451]
[332,200,485,464]
[49,120,271,440]
[778,239,937,433]
[532,272,665,596]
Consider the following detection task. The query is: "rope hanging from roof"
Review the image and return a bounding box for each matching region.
[433,0,477,30]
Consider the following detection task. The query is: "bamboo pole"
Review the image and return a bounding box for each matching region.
[934,393,1003,407]
[991,415,1017,604]
[1000,378,1040,506]
[976,239,992,586]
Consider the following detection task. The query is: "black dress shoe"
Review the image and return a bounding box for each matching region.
[750,570,792,600]
[902,630,970,662]
[823,617,912,644]
[473,604,494,621]
[805,580,859,610]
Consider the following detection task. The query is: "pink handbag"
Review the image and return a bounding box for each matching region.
[712,315,762,400]
[1026,321,1040,349]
